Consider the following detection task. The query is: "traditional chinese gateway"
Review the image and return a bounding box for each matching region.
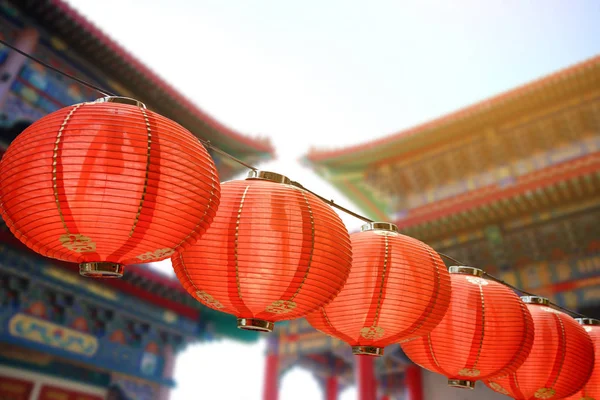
[272,55,600,400]
[0,0,273,399]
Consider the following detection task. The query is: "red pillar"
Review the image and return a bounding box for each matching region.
[355,356,377,400]
[263,353,279,400]
[405,365,423,400]
[325,376,338,400]
[381,396,390,400]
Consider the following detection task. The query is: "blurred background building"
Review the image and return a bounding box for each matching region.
[0,0,273,399]
[296,54,600,399]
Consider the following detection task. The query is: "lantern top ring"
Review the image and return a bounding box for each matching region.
[361,222,399,233]
[247,170,291,185]
[448,266,484,277]
[576,317,600,326]
[92,96,147,108]
[521,296,550,305]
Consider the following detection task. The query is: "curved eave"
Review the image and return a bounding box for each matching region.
[305,54,600,169]
[8,0,274,160]
[397,154,600,233]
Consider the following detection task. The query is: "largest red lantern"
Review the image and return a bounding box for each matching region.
[172,171,353,332]
[401,267,535,389]
[485,297,594,400]
[306,222,452,356]
[0,97,220,277]
[565,318,600,400]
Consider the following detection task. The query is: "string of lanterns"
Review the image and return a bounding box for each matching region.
[0,38,598,398]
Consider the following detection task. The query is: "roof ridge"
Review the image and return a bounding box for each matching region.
[307,54,600,162]
[53,0,273,154]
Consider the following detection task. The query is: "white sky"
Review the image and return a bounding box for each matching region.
[63,1,600,399]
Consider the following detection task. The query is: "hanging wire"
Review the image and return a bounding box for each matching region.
[0,38,116,97]
[1,38,593,321]
[437,253,586,318]
[291,180,374,223]
[201,140,258,171]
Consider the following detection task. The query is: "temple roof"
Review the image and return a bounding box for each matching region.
[8,0,274,163]
[305,55,599,169]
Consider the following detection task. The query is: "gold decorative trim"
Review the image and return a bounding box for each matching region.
[196,290,224,309]
[406,245,443,341]
[136,248,174,261]
[549,314,567,390]
[265,300,297,314]
[235,186,251,299]
[129,106,152,237]
[458,368,480,377]
[60,234,96,253]
[288,190,315,302]
[534,388,556,399]
[488,382,509,395]
[427,334,442,369]
[360,326,385,339]
[465,276,489,286]
[178,253,222,311]
[469,283,486,371]
[53,103,83,234]
[321,307,334,329]
[174,162,218,250]
[372,234,389,324]
[540,306,561,314]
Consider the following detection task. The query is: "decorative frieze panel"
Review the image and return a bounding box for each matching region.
[364,99,600,216]
[0,246,191,385]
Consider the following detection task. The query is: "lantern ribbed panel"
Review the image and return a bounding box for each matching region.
[305,229,451,352]
[172,178,353,323]
[565,323,600,400]
[485,304,595,400]
[401,272,535,385]
[0,101,219,266]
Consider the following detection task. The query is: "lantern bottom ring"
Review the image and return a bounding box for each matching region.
[447,379,475,389]
[79,262,124,278]
[237,318,274,333]
[352,346,384,356]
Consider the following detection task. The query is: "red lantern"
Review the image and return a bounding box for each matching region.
[172,171,353,332]
[305,222,451,356]
[565,318,600,400]
[485,297,595,400]
[0,97,220,277]
[401,267,535,389]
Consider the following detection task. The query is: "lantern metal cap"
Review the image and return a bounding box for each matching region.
[237,318,274,333]
[576,318,600,326]
[92,96,146,108]
[521,296,550,305]
[246,170,291,185]
[448,379,476,389]
[448,266,484,277]
[352,346,384,357]
[361,222,399,233]
[79,262,124,278]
